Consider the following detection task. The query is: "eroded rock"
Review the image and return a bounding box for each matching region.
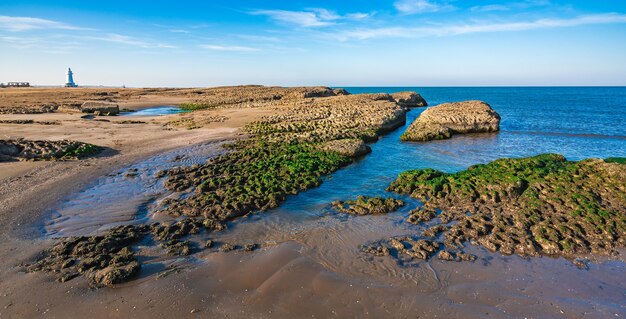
[332,196,404,215]
[401,100,500,142]
[388,154,626,264]
[0,139,101,162]
[392,92,427,107]
[81,101,120,116]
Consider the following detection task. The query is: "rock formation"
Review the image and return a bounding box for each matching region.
[400,100,500,142]
[0,139,100,161]
[391,91,427,107]
[387,154,626,263]
[81,101,120,115]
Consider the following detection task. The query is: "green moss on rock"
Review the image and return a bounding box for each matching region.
[388,154,626,261]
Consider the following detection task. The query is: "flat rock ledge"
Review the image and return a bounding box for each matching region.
[81,101,120,116]
[391,92,427,107]
[400,100,500,142]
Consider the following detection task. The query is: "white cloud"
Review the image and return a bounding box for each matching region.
[0,16,88,32]
[199,44,260,52]
[471,0,551,12]
[346,12,373,20]
[338,13,626,40]
[87,33,175,48]
[394,0,454,14]
[250,8,372,28]
[250,9,337,27]
[470,4,511,12]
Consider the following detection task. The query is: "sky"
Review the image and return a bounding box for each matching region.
[1,0,625,87]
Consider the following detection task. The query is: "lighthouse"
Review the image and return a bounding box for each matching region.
[65,68,77,87]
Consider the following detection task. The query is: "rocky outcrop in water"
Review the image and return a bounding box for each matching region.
[387,154,626,264]
[0,139,101,161]
[391,92,427,107]
[400,100,500,142]
[332,196,404,215]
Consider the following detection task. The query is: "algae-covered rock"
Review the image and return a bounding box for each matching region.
[388,154,626,262]
[0,139,101,162]
[163,92,406,220]
[401,100,500,142]
[88,260,141,287]
[332,196,404,215]
[391,92,427,107]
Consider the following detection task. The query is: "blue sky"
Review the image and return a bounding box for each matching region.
[1,0,625,87]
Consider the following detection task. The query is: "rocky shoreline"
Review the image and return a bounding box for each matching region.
[24,86,422,286]
[381,154,626,266]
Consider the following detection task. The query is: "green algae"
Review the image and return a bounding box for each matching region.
[165,140,351,219]
[60,143,101,159]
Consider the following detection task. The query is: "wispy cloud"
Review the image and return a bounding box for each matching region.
[0,16,90,32]
[87,33,176,48]
[249,8,371,28]
[199,44,260,52]
[250,9,338,27]
[169,29,191,34]
[471,0,550,12]
[394,0,455,14]
[338,13,626,40]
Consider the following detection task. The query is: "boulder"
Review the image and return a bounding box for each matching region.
[320,138,371,157]
[392,92,427,107]
[401,100,500,142]
[81,101,119,115]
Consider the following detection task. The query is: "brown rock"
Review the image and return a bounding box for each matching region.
[401,100,500,142]
[392,92,427,107]
[81,101,120,115]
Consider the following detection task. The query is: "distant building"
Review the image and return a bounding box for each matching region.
[65,68,78,87]
[0,82,30,88]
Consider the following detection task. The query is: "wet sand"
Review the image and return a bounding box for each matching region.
[0,87,624,318]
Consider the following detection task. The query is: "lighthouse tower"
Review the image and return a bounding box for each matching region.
[65,68,77,87]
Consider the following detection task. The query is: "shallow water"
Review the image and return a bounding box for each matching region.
[41,87,626,317]
[122,106,187,116]
[43,141,226,237]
